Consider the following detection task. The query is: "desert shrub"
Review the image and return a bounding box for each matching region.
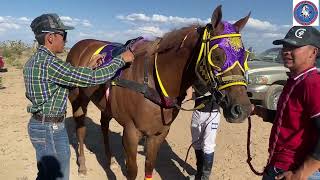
[0,40,30,69]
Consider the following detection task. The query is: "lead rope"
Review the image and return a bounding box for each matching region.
[247,116,264,176]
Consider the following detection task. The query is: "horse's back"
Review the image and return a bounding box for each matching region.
[67,39,108,67]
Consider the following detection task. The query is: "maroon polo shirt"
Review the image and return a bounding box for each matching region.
[269,67,320,170]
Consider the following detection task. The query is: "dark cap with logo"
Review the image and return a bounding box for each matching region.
[273,26,320,48]
[30,13,74,35]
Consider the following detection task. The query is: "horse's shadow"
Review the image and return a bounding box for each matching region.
[65,116,195,179]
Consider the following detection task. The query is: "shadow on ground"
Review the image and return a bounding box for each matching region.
[65,116,195,179]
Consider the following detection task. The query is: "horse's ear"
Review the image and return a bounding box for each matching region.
[233,12,251,32]
[211,5,223,29]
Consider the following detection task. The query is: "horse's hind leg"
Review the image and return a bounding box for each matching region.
[122,124,142,180]
[145,129,170,179]
[100,111,113,168]
[69,88,90,175]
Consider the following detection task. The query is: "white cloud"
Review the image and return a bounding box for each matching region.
[81,20,92,27]
[246,18,278,31]
[18,17,30,22]
[117,13,150,21]
[0,16,21,33]
[60,16,92,28]
[242,20,289,52]
[0,13,290,53]
[262,33,284,38]
[116,13,290,52]
[60,16,73,21]
[117,13,208,25]
[126,26,165,36]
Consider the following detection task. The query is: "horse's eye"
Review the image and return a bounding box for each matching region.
[211,48,225,63]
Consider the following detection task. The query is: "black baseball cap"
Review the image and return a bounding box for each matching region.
[273,26,320,48]
[30,13,74,35]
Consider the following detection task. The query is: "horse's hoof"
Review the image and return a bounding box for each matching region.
[78,156,87,175]
[78,166,87,176]
[110,157,118,170]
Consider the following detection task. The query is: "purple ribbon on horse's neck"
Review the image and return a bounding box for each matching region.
[210,21,246,74]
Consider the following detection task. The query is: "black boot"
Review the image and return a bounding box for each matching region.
[187,150,203,180]
[201,152,214,180]
[195,149,204,179]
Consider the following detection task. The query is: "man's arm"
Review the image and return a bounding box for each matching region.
[252,105,276,123]
[296,117,320,176]
[48,51,133,87]
[277,116,320,179]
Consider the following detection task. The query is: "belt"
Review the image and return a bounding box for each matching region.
[32,113,65,123]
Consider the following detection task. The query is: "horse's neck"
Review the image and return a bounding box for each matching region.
[155,47,197,97]
[153,29,201,98]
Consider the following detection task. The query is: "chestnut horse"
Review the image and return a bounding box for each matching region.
[67,5,252,180]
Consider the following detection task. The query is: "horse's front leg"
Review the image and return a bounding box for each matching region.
[145,128,170,180]
[100,111,113,168]
[122,123,142,180]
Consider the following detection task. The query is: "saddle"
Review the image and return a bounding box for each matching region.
[93,36,144,68]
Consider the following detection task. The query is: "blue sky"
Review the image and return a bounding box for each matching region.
[0,0,295,52]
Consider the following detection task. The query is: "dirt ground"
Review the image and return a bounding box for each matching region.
[0,66,272,180]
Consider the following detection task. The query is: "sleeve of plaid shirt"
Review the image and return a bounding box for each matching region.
[47,55,126,87]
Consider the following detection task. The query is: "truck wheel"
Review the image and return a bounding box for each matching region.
[264,84,283,110]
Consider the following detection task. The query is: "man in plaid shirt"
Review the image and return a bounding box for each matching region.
[23,13,134,180]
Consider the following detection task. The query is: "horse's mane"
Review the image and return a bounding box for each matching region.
[157,24,200,53]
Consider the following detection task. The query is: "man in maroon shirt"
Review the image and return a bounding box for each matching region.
[254,26,320,180]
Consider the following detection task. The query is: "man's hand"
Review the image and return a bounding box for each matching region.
[88,54,104,68]
[275,170,307,180]
[251,105,263,117]
[182,86,193,103]
[120,50,134,63]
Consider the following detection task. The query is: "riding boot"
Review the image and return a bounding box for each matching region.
[195,149,204,179]
[201,152,214,180]
[187,149,203,180]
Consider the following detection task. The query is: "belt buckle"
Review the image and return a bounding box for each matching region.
[52,123,58,130]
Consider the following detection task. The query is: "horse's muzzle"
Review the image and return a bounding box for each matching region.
[225,104,248,123]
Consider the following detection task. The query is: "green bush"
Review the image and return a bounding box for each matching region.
[0,40,29,69]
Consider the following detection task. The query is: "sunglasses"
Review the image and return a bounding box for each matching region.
[42,30,68,42]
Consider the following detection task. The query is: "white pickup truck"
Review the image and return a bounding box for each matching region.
[246,48,288,110]
[246,47,320,110]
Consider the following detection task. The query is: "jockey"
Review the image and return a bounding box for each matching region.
[185,80,221,180]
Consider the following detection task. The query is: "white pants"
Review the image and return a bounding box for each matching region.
[191,110,221,154]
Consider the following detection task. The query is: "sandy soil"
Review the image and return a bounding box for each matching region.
[0,66,272,180]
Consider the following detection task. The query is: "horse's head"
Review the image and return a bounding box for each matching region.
[145,5,252,122]
[194,5,252,123]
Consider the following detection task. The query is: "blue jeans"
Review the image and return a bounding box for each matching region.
[263,166,320,180]
[28,117,70,180]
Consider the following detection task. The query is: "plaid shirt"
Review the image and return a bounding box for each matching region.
[23,45,125,116]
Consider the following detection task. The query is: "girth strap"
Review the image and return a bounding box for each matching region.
[112,55,178,108]
[112,78,178,108]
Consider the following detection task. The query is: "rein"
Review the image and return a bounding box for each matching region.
[246,116,264,176]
